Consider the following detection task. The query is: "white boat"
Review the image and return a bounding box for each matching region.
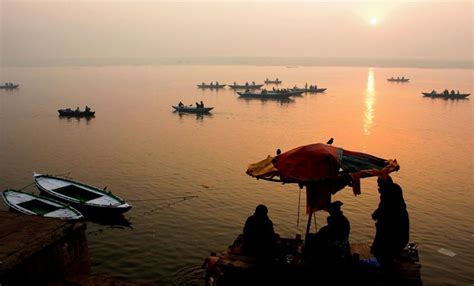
[2,189,83,220]
[172,105,214,113]
[33,173,131,214]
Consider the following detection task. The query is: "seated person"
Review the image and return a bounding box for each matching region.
[311,201,351,266]
[242,205,279,259]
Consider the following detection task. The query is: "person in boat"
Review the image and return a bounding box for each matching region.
[371,175,410,269]
[75,106,80,113]
[200,101,204,108]
[252,81,255,85]
[245,82,249,86]
[196,102,200,108]
[178,101,184,107]
[242,204,279,260]
[85,105,91,112]
[456,90,460,95]
[305,83,308,89]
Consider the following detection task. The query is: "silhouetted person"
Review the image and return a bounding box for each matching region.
[327,138,334,145]
[311,201,351,266]
[200,101,204,108]
[242,205,278,260]
[178,101,184,107]
[276,149,282,155]
[371,175,410,268]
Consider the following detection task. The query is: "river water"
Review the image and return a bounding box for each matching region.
[0,65,472,285]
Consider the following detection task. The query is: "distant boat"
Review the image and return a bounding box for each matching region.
[264,78,282,84]
[292,86,327,93]
[33,173,132,214]
[228,83,264,90]
[237,90,301,99]
[58,108,95,117]
[0,83,19,89]
[422,90,470,99]
[2,189,83,220]
[387,77,409,82]
[197,83,226,89]
[172,105,214,113]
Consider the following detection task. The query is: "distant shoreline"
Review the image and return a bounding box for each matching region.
[2,57,472,69]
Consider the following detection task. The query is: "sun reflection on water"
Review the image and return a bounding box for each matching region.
[364,68,375,135]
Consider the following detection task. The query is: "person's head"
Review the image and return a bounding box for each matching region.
[254,204,268,218]
[377,175,393,189]
[328,201,343,215]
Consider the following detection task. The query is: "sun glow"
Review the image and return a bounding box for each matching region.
[370,17,378,26]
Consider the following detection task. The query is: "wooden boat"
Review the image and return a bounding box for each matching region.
[387,78,409,82]
[237,90,298,99]
[0,83,19,89]
[58,108,95,117]
[264,79,282,84]
[33,173,131,214]
[2,189,83,220]
[422,91,470,99]
[172,105,214,113]
[197,83,226,89]
[292,87,327,93]
[228,83,264,90]
[204,234,422,286]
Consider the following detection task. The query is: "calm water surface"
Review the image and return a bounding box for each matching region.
[0,65,472,285]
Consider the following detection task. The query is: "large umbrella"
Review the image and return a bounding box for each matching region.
[246,143,399,240]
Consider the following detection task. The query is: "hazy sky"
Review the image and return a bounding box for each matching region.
[1,1,472,63]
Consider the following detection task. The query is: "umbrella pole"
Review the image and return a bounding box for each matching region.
[304,206,314,248]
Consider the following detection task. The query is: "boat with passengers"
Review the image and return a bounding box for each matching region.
[264,78,282,84]
[422,89,470,99]
[387,77,409,82]
[237,89,302,99]
[0,83,19,89]
[228,82,264,90]
[197,82,226,89]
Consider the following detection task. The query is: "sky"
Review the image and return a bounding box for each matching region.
[1,1,472,65]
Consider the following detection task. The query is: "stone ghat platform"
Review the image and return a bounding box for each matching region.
[0,211,144,286]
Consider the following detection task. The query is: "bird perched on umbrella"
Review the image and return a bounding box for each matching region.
[326,138,334,145]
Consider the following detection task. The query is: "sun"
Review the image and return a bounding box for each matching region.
[370,17,378,26]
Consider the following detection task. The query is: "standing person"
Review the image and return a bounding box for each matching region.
[371,175,410,268]
[242,205,278,259]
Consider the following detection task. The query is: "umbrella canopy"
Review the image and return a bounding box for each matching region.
[247,143,399,195]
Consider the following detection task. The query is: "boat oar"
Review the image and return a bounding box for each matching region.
[16,182,36,191]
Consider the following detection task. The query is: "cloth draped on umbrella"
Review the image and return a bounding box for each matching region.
[247,143,399,211]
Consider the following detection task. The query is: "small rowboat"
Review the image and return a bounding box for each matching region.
[2,189,83,220]
[0,84,19,89]
[33,173,131,214]
[228,84,264,90]
[264,79,282,84]
[292,87,327,93]
[172,106,214,113]
[237,91,294,99]
[197,84,226,89]
[422,92,470,99]
[387,78,409,82]
[58,108,95,117]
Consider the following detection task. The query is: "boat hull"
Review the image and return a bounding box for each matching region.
[33,173,131,215]
[228,84,264,90]
[0,84,19,89]
[422,92,470,99]
[2,189,83,220]
[58,109,95,117]
[237,91,292,99]
[172,106,214,113]
[197,84,226,89]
